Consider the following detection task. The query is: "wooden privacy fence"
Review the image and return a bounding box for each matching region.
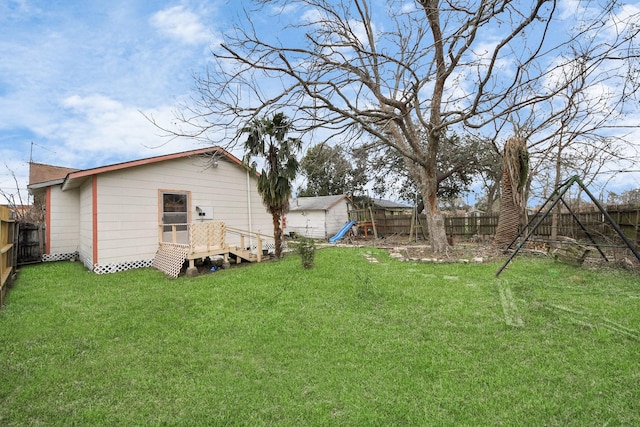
[368,213,500,238]
[0,206,16,307]
[353,207,640,243]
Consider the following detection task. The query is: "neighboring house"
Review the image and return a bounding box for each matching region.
[28,146,273,274]
[370,198,413,216]
[468,208,485,217]
[285,194,352,239]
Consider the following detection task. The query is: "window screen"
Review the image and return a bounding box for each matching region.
[162,192,188,231]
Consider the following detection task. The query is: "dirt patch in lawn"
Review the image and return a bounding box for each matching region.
[346,235,504,263]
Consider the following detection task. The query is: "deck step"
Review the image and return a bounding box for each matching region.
[229,247,267,263]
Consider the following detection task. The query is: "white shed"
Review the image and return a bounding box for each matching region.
[28,146,273,274]
[285,195,352,239]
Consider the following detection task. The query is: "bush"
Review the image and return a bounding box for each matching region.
[296,236,316,269]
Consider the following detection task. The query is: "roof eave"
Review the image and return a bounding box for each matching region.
[59,146,252,191]
[326,194,351,210]
[27,178,65,191]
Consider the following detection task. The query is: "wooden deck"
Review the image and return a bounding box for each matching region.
[157,222,274,276]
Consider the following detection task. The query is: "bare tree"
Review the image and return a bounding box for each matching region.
[475,147,503,214]
[0,165,43,223]
[520,48,639,238]
[152,0,640,252]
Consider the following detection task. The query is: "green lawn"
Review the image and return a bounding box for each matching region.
[1,247,639,426]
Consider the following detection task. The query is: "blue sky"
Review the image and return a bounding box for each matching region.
[0,0,238,198]
[1,0,640,204]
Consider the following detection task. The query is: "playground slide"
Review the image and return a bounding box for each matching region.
[329,221,356,243]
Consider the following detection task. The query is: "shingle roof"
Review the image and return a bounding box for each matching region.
[371,198,412,209]
[29,162,79,185]
[289,194,350,211]
[28,146,246,191]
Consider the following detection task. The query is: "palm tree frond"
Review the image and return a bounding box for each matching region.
[242,112,301,258]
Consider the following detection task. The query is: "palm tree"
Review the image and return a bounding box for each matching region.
[242,113,301,259]
[494,136,529,249]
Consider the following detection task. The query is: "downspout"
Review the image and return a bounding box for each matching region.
[45,186,51,254]
[92,175,98,266]
[246,170,254,246]
[324,210,328,240]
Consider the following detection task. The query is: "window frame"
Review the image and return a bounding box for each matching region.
[158,190,192,231]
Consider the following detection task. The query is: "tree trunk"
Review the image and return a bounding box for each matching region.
[272,212,283,259]
[408,160,449,252]
[494,169,520,248]
[494,137,529,249]
[424,196,449,252]
[386,113,449,252]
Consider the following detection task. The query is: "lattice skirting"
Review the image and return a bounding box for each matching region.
[92,259,155,275]
[153,244,189,278]
[43,252,79,262]
[44,252,154,274]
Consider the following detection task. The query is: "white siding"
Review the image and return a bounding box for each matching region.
[78,179,94,268]
[93,155,272,265]
[285,210,327,239]
[48,185,80,254]
[285,200,350,239]
[325,200,350,236]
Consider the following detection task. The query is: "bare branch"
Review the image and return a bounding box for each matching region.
[156,0,640,251]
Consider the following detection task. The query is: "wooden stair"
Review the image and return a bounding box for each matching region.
[159,223,274,273]
[229,246,269,263]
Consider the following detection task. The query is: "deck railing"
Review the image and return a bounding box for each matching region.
[226,227,277,262]
[159,222,275,262]
[159,223,190,246]
[159,222,226,250]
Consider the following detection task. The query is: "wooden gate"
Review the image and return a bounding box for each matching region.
[17,222,45,265]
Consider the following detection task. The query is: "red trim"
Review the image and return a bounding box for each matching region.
[92,175,98,264]
[45,186,51,254]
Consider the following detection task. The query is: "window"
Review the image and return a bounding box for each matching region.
[162,192,189,231]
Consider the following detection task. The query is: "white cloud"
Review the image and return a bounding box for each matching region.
[0,1,229,201]
[0,0,36,20]
[151,5,210,45]
[301,8,323,27]
[55,94,203,165]
[348,18,377,49]
[268,2,299,16]
[557,0,585,20]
